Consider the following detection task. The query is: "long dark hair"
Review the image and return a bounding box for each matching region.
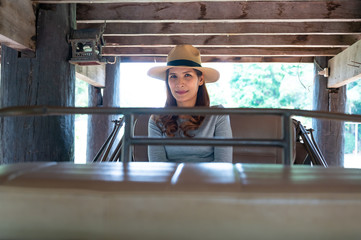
[154,68,210,137]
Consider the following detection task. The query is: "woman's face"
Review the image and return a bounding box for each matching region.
[167,67,204,107]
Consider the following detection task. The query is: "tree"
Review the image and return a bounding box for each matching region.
[228,63,313,109]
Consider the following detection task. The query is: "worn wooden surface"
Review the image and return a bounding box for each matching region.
[0,4,75,163]
[1,162,361,239]
[103,35,357,47]
[86,58,121,162]
[76,1,361,21]
[102,46,343,57]
[80,21,361,35]
[313,57,346,167]
[0,0,36,52]
[328,40,361,88]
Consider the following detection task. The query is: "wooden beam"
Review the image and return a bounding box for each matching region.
[0,4,75,163]
[103,35,358,48]
[313,56,346,167]
[76,1,361,22]
[102,46,343,57]
[0,0,36,52]
[32,0,361,2]
[75,65,106,87]
[328,40,361,88]
[119,56,314,63]
[79,22,361,36]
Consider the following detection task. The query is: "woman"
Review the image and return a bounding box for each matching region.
[147,45,232,162]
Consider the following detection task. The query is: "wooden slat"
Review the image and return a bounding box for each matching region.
[102,46,343,57]
[75,65,106,87]
[0,0,36,52]
[33,0,359,2]
[328,40,361,88]
[79,22,361,36]
[76,1,361,22]
[103,35,359,47]
[118,56,314,63]
[30,0,361,63]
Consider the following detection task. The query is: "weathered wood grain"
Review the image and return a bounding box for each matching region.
[102,46,343,57]
[118,56,314,63]
[103,35,358,47]
[313,56,346,166]
[79,22,361,35]
[0,4,75,163]
[33,0,359,2]
[76,1,361,22]
[328,40,361,88]
[0,0,36,51]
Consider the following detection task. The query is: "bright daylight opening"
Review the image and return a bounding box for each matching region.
[74,62,360,168]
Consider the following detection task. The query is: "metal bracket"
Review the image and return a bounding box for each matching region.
[317,68,329,77]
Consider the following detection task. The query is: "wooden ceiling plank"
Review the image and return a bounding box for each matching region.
[76,1,361,21]
[0,0,36,52]
[78,22,361,36]
[118,56,314,63]
[103,35,359,48]
[32,0,359,3]
[102,46,343,56]
[328,40,361,88]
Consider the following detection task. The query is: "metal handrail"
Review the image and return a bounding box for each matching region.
[2,106,361,121]
[2,106,361,165]
[1,105,361,121]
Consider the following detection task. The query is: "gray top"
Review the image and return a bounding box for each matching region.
[148,111,233,163]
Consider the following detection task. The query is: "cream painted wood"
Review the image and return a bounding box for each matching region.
[76,65,106,87]
[328,40,361,88]
[1,162,361,239]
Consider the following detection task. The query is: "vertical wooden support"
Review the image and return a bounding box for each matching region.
[0,4,76,163]
[313,57,346,166]
[87,58,121,162]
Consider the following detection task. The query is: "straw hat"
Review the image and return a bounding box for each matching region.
[147,45,220,83]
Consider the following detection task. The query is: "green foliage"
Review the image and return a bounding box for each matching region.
[345,80,361,155]
[344,124,356,154]
[75,78,89,107]
[346,80,361,114]
[228,63,313,109]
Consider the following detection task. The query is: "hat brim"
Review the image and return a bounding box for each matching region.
[147,66,220,83]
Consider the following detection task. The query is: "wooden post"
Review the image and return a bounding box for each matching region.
[313,57,346,166]
[0,4,76,163]
[86,58,121,162]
